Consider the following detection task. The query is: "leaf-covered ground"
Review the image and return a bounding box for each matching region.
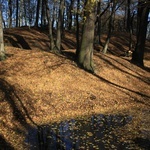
[0,27,150,149]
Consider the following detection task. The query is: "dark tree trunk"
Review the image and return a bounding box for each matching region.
[126,0,133,50]
[68,0,74,30]
[45,0,55,50]
[126,0,131,32]
[75,0,80,58]
[78,0,96,73]
[56,0,64,52]
[8,0,12,28]
[41,0,47,27]
[35,0,41,27]
[16,0,19,27]
[23,0,27,26]
[97,0,102,45]
[132,1,149,66]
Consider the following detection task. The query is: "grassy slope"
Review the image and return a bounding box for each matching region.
[0,27,150,149]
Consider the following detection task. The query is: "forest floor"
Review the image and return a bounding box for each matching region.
[0,27,150,149]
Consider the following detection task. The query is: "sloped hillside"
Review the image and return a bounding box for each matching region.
[0,27,150,149]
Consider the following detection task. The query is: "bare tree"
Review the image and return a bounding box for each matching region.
[45,0,55,50]
[8,0,12,28]
[68,0,75,30]
[0,9,5,60]
[132,0,150,66]
[102,0,115,54]
[77,0,96,73]
[75,0,80,58]
[41,0,47,27]
[35,0,41,27]
[55,0,64,52]
[16,0,19,27]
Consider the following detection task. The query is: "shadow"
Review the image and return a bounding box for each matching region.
[26,114,134,150]
[0,78,40,149]
[134,137,150,150]
[4,33,31,50]
[110,40,127,53]
[143,66,150,72]
[4,35,20,48]
[61,50,76,61]
[62,37,76,50]
[93,73,150,106]
[10,33,31,50]
[107,54,150,78]
[0,134,14,150]
[0,79,36,128]
[95,53,150,85]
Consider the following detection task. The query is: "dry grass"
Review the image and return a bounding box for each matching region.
[0,27,150,149]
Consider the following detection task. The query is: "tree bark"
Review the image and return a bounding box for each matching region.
[0,9,5,60]
[102,0,115,54]
[16,0,19,27]
[35,0,41,27]
[97,0,102,45]
[75,0,80,58]
[56,0,64,52]
[132,1,149,66]
[41,0,47,27]
[126,0,131,32]
[78,0,96,73]
[8,0,12,28]
[68,0,74,30]
[45,0,55,50]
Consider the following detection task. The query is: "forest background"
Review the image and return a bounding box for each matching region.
[0,0,150,149]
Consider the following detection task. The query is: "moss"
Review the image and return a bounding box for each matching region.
[0,53,6,61]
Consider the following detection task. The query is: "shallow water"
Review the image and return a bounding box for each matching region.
[25,114,148,150]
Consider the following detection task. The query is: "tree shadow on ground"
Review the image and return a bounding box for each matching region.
[26,114,134,150]
[0,79,36,128]
[93,73,150,106]
[0,78,38,149]
[0,135,14,150]
[134,137,150,150]
[4,33,31,50]
[95,53,150,85]
[26,113,150,150]
[62,37,77,50]
[62,50,76,61]
[4,35,21,48]
[58,50,150,106]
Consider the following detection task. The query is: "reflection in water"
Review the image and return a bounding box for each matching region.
[26,114,133,150]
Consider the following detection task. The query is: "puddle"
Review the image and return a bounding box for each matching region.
[25,114,136,149]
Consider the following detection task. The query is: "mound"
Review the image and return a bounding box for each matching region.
[0,27,150,149]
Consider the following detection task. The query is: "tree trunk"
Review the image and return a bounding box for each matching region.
[41,0,47,27]
[35,0,41,27]
[102,0,114,54]
[19,0,23,27]
[0,9,5,60]
[56,0,64,52]
[97,0,102,45]
[45,0,55,50]
[132,1,149,66]
[75,0,80,58]
[68,0,74,30]
[78,0,96,73]
[126,0,133,50]
[23,0,27,26]
[16,0,19,27]
[126,0,131,32]
[8,0,12,28]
